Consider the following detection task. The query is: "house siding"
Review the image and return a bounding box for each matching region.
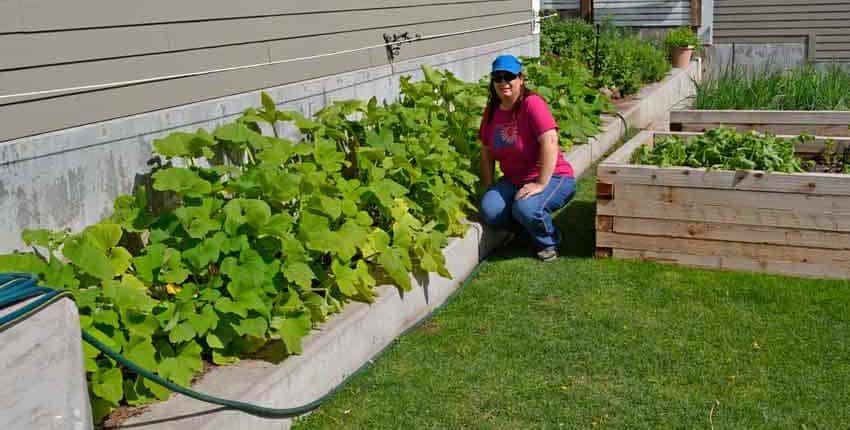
[0,0,532,141]
[714,0,850,62]
[594,0,692,27]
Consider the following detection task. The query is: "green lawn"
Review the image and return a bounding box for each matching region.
[293,167,850,429]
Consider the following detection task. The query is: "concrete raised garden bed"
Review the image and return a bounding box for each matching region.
[596,130,850,280]
[670,109,850,137]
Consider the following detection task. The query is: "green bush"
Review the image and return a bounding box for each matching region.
[632,126,808,172]
[540,17,670,96]
[664,26,698,50]
[522,56,613,148]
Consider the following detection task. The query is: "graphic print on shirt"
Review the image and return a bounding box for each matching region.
[493,122,518,149]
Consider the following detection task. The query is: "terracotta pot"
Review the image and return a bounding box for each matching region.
[671,46,694,69]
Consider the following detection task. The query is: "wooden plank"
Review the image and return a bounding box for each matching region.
[612,248,850,279]
[616,181,850,214]
[596,183,615,200]
[610,217,850,250]
[651,131,850,152]
[0,3,526,71]
[0,23,529,142]
[596,215,614,232]
[596,192,850,232]
[690,0,701,27]
[675,123,850,139]
[0,0,522,33]
[598,231,850,266]
[580,0,593,22]
[598,162,850,196]
[597,129,653,168]
[669,110,850,126]
[614,248,721,269]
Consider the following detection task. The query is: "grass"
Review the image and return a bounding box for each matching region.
[694,64,850,110]
[292,165,850,429]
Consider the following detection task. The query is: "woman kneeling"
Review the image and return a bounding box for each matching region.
[478,54,576,262]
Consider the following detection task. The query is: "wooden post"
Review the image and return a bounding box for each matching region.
[580,0,593,23]
[690,0,702,27]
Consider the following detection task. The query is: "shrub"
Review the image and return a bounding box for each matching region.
[540,17,670,96]
[664,26,698,51]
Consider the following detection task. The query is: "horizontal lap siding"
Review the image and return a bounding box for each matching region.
[594,0,691,27]
[542,0,580,10]
[0,0,530,142]
[714,0,850,62]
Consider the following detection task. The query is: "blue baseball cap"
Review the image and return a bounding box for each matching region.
[491,54,522,74]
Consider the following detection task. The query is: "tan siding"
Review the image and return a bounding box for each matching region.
[0,0,531,141]
[0,0,502,32]
[714,0,850,62]
[595,0,692,27]
[542,0,580,10]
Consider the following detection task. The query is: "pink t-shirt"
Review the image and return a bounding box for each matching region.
[478,94,575,186]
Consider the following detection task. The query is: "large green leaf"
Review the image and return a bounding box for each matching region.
[270,311,312,354]
[124,337,158,370]
[103,275,157,312]
[91,366,124,404]
[183,232,226,270]
[156,340,203,387]
[62,233,113,280]
[223,198,271,235]
[84,223,123,251]
[282,261,315,289]
[0,253,47,275]
[377,247,412,291]
[152,168,212,197]
[168,321,197,344]
[232,316,268,338]
[188,304,219,336]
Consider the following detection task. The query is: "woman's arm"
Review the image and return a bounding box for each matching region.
[480,145,495,189]
[515,129,558,200]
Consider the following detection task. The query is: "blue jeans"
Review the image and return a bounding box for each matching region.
[479,175,577,249]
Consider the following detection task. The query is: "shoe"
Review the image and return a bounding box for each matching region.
[536,229,562,262]
[536,246,558,262]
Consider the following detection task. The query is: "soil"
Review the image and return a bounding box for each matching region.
[101,360,218,429]
[800,152,849,173]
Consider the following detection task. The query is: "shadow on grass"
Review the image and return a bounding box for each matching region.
[486,198,597,261]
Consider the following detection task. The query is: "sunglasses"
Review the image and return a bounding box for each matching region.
[491,71,519,83]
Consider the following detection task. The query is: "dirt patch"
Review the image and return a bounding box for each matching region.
[418,319,441,334]
[103,404,150,429]
[102,360,218,429]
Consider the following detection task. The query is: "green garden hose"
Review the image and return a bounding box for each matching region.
[0,260,488,419]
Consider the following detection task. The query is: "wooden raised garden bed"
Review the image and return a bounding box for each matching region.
[670,110,850,137]
[595,130,850,280]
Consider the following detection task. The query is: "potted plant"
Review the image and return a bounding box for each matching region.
[664,26,699,69]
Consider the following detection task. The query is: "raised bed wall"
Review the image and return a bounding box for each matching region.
[596,130,850,280]
[670,110,850,137]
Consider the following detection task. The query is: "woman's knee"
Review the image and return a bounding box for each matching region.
[511,197,543,226]
[479,191,510,225]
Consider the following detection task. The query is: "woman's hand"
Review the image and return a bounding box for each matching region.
[515,181,546,200]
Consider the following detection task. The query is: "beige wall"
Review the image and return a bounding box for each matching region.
[0,0,532,142]
[714,0,850,63]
